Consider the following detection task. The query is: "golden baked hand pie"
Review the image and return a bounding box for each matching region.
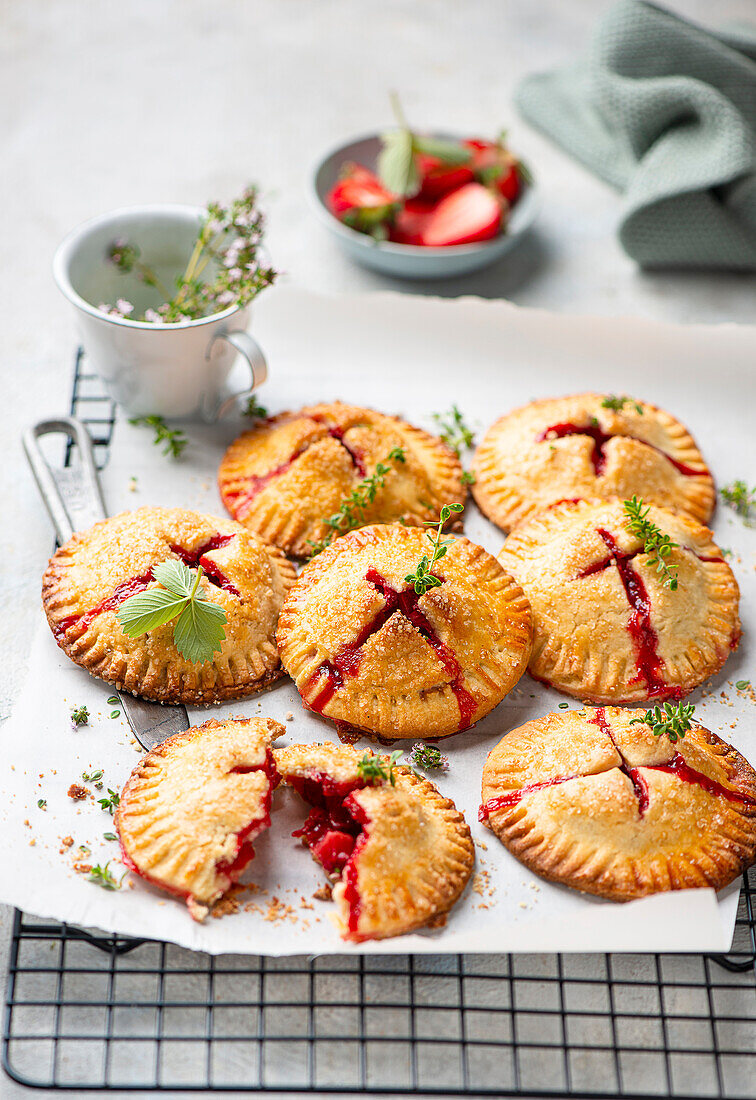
[276,742,474,941]
[117,717,283,921]
[472,393,714,532]
[218,401,465,557]
[277,524,533,740]
[43,507,296,704]
[498,498,739,704]
[480,707,756,900]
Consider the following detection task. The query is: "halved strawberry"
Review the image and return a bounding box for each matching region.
[327,164,398,235]
[389,197,435,245]
[464,139,523,204]
[415,153,475,201]
[419,183,503,247]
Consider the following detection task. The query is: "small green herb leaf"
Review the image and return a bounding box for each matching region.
[622,497,679,591]
[37,799,47,810]
[70,705,89,728]
[601,395,644,415]
[129,415,188,459]
[721,480,755,522]
[103,832,118,842]
[461,470,476,486]
[107,696,120,706]
[307,447,406,556]
[736,680,751,690]
[97,789,120,815]
[630,701,695,743]
[357,750,403,787]
[409,743,449,772]
[405,503,464,596]
[82,770,104,784]
[432,405,475,456]
[88,861,124,890]
[244,395,268,419]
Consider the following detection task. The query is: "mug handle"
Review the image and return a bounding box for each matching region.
[205,330,269,421]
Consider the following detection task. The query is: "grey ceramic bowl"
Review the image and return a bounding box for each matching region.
[310,132,538,280]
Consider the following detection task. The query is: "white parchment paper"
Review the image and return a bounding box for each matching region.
[1,286,753,955]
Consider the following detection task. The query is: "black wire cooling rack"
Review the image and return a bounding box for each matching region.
[4,352,756,1095]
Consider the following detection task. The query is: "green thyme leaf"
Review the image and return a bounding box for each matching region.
[37,799,47,810]
[107,696,119,706]
[736,680,751,690]
[432,405,475,456]
[129,415,188,459]
[82,770,104,784]
[405,503,464,596]
[88,861,124,890]
[630,701,695,743]
[622,496,679,591]
[357,750,403,787]
[461,470,476,486]
[244,395,268,419]
[97,789,120,815]
[103,832,118,842]
[409,743,449,772]
[70,705,89,728]
[721,480,755,522]
[601,395,644,415]
[307,447,406,556]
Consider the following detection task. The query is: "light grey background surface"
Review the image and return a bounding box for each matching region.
[2,0,755,1096]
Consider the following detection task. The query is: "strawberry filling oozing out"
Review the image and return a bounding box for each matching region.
[289,771,372,938]
[119,748,280,904]
[535,421,703,478]
[55,533,239,641]
[479,707,755,823]
[301,568,476,729]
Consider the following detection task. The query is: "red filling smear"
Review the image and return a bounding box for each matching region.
[536,421,702,478]
[652,753,756,806]
[326,426,367,477]
[479,774,579,820]
[302,568,476,729]
[55,534,239,642]
[592,528,682,701]
[591,706,649,815]
[340,795,371,938]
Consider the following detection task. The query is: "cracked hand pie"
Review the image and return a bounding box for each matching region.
[277,523,533,740]
[480,708,756,900]
[497,498,739,704]
[276,742,474,941]
[116,718,283,921]
[218,401,465,558]
[42,507,296,704]
[472,393,714,532]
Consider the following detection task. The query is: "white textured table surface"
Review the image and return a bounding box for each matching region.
[2,0,755,1096]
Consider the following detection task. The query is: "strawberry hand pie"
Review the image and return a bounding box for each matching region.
[276,742,474,941]
[472,393,715,532]
[218,401,465,558]
[481,708,756,901]
[117,718,283,921]
[277,523,533,741]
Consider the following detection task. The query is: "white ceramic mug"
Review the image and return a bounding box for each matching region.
[53,204,268,421]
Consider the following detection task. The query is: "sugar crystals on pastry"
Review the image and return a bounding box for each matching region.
[276,742,474,941]
[277,523,533,741]
[480,707,756,901]
[42,507,296,704]
[218,401,466,557]
[497,497,739,704]
[116,717,283,921]
[472,393,714,532]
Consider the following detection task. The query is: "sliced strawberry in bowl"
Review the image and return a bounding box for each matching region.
[389,197,435,245]
[465,138,525,204]
[419,183,504,247]
[415,153,475,201]
[327,163,398,236]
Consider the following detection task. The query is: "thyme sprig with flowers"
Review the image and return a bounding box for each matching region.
[357,750,403,786]
[409,743,449,772]
[129,415,187,459]
[405,502,464,595]
[307,447,407,556]
[630,701,695,743]
[622,496,679,591]
[721,480,756,523]
[70,705,89,728]
[102,185,276,323]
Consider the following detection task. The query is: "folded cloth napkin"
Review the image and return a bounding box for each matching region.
[516,0,756,269]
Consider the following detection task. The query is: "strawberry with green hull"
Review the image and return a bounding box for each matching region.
[464,138,527,203]
[327,164,398,238]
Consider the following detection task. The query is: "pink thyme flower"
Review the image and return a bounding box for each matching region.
[116,298,134,315]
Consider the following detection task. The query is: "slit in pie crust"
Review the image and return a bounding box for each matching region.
[276,523,533,740]
[42,507,297,705]
[472,393,715,533]
[218,401,466,557]
[116,717,284,921]
[480,707,756,901]
[497,498,739,704]
[276,742,475,941]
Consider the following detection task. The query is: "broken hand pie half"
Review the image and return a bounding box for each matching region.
[472,393,714,532]
[218,401,465,557]
[498,498,739,704]
[277,523,533,740]
[43,507,296,704]
[480,707,756,900]
[116,718,283,921]
[276,742,474,941]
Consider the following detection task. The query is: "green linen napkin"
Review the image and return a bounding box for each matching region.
[515,1,756,269]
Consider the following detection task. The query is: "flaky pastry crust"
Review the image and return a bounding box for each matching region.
[472,393,715,532]
[42,507,296,704]
[117,717,284,920]
[277,524,533,740]
[276,742,474,941]
[481,708,756,901]
[497,498,739,704]
[218,401,466,557]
